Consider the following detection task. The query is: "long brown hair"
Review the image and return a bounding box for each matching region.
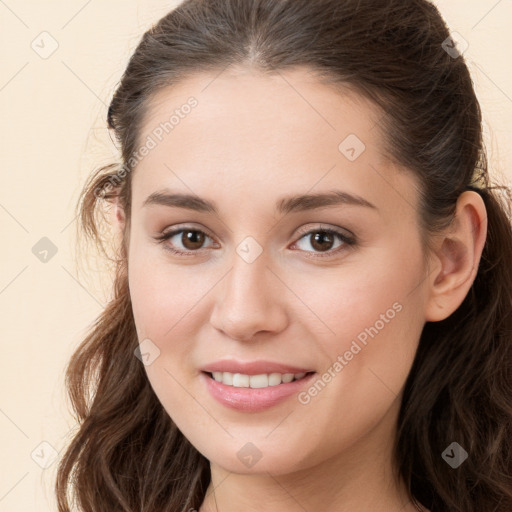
[55,1,512,510]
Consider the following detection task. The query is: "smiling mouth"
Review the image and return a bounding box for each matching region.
[203,370,315,388]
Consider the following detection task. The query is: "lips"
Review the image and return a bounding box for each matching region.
[201,359,314,375]
[201,370,317,412]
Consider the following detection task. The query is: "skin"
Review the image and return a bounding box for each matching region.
[114,66,487,512]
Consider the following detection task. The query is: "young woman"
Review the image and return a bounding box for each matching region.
[55,1,512,511]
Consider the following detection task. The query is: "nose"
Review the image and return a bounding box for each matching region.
[209,249,288,342]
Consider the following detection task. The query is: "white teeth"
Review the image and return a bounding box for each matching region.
[210,371,309,388]
[268,373,282,386]
[281,373,294,383]
[232,373,249,387]
[249,374,268,388]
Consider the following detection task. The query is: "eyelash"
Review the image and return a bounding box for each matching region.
[154,225,356,259]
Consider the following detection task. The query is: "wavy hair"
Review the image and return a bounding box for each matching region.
[55,1,512,510]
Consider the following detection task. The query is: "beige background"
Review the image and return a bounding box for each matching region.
[1,1,511,510]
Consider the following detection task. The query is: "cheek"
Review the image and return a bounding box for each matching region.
[127,254,206,426]
[286,247,425,460]
[294,240,424,340]
[127,245,223,404]
[292,240,426,388]
[127,236,207,340]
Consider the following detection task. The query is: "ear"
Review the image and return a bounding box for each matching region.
[424,191,488,322]
[112,197,126,234]
[111,197,131,259]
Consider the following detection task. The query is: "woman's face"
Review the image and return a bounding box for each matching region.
[125,67,431,475]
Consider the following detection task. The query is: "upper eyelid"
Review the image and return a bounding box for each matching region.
[160,224,216,244]
[295,223,354,239]
[160,223,352,239]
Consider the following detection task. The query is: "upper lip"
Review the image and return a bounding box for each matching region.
[202,359,315,375]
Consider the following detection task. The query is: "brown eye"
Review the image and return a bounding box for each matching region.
[156,227,214,255]
[309,231,336,252]
[180,230,206,250]
[294,228,354,256]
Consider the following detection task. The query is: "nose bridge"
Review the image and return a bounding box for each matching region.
[226,246,269,304]
[210,242,287,340]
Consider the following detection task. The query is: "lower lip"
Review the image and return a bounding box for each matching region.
[201,371,316,412]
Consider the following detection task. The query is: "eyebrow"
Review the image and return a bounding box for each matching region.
[142,189,378,215]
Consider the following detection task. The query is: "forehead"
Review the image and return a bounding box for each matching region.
[131,67,417,221]
[141,66,384,156]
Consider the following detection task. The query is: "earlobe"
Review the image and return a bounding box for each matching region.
[424,191,487,322]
